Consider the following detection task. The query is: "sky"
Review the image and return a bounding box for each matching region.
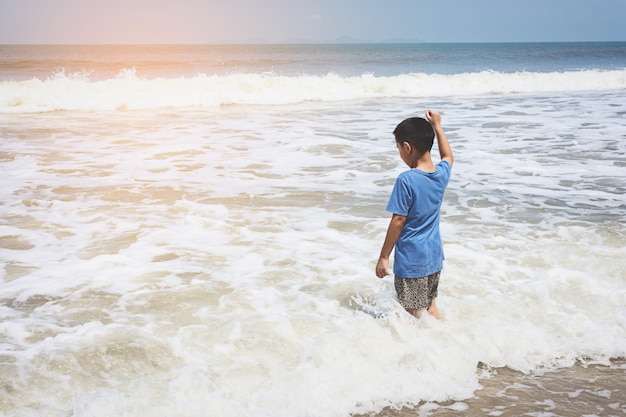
[1,0,625,44]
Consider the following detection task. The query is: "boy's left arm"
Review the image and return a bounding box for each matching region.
[376,213,406,278]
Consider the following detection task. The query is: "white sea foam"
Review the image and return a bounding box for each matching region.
[1,86,625,416]
[0,69,624,113]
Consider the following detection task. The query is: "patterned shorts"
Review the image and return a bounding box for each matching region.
[394,271,440,310]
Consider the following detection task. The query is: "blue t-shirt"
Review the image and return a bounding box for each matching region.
[386,160,451,278]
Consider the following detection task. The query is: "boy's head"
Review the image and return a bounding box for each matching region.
[393,117,435,155]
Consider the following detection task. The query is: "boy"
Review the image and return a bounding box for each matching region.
[375,110,453,319]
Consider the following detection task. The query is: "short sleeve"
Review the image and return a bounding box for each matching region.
[386,174,412,216]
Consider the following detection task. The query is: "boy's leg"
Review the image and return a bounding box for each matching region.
[427,299,439,319]
[404,305,437,318]
[426,271,440,319]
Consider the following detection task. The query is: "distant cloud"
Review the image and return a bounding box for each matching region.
[309,14,323,21]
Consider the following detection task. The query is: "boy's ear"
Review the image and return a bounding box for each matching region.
[402,141,412,153]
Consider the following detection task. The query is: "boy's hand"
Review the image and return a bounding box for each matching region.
[425,110,441,127]
[375,257,390,278]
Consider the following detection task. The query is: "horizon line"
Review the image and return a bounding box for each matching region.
[1,40,625,46]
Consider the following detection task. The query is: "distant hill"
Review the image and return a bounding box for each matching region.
[282,36,425,44]
[221,36,425,45]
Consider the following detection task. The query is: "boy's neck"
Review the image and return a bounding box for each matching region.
[413,151,436,172]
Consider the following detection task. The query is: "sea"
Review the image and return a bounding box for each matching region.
[0,42,625,417]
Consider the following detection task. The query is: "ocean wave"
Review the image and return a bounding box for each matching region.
[1,68,624,113]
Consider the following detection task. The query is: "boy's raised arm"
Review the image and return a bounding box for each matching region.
[426,110,453,167]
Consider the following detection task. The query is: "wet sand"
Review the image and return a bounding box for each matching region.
[370,359,626,417]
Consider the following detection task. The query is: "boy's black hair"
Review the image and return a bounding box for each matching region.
[393,117,435,154]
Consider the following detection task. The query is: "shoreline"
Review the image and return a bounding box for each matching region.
[367,358,626,417]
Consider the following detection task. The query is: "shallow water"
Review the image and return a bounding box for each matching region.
[1,43,625,417]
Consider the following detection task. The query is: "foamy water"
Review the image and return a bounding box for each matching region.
[1,68,625,112]
[1,43,625,416]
